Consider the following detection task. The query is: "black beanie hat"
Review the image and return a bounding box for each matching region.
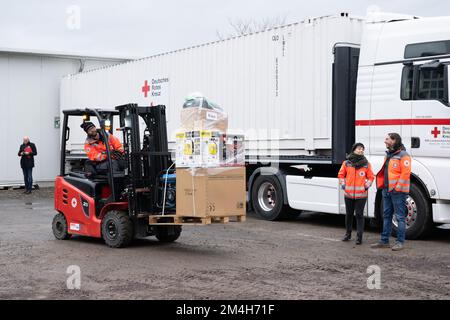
[351,142,365,153]
[80,121,96,133]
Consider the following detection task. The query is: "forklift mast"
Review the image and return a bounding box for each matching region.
[116,104,172,217]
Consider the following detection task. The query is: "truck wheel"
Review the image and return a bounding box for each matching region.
[391,183,433,239]
[155,225,182,243]
[52,213,71,240]
[251,174,291,221]
[101,210,133,248]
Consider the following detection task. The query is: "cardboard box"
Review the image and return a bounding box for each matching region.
[176,167,246,218]
[180,107,228,132]
[175,132,192,167]
[199,131,224,167]
[175,130,223,168]
[176,131,245,168]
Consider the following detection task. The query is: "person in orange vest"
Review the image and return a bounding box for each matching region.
[371,133,411,251]
[80,122,125,177]
[338,143,374,244]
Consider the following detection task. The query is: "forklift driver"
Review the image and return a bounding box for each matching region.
[80,122,125,177]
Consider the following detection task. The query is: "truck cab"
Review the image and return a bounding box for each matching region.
[358,13,450,238]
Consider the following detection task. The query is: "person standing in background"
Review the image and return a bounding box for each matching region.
[371,133,411,251]
[338,143,374,245]
[18,136,37,194]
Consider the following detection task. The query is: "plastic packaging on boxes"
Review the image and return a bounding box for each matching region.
[223,134,245,167]
[175,131,245,168]
[176,93,244,168]
[180,94,228,132]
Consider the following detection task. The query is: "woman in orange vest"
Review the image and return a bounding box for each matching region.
[338,143,374,244]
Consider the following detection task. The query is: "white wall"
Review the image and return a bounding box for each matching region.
[0,53,123,186]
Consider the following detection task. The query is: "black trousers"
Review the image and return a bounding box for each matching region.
[344,197,367,239]
[85,159,124,175]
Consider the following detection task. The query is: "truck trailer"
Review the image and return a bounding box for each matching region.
[60,12,450,239]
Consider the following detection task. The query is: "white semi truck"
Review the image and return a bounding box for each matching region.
[61,12,450,239]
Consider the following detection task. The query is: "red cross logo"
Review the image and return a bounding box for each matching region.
[141,80,150,97]
[431,127,441,138]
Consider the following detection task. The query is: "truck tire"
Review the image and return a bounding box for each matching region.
[379,183,433,240]
[251,174,291,221]
[101,210,134,248]
[52,213,72,240]
[154,225,182,243]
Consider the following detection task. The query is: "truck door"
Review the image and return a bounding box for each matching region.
[409,61,450,158]
[369,63,412,156]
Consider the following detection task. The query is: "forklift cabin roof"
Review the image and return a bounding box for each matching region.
[62,109,120,116]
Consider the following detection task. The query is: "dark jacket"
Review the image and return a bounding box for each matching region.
[18,142,37,169]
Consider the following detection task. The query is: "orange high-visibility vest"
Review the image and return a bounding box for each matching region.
[376,150,411,193]
[338,161,375,199]
[84,133,124,162]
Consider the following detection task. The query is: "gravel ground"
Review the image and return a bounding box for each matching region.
[0,187,449,300]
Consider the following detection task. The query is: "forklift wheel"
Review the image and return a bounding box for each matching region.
[101,210,133,248]
[52,213,72,240]
[154,225,182,243]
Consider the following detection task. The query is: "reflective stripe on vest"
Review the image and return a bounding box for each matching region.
[344,191,368,198]
[345,186,366,191]
[388,180,398,187]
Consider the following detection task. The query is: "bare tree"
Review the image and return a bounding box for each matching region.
[216,15,288,40]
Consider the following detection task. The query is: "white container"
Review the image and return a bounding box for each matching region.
[60,15,364,160]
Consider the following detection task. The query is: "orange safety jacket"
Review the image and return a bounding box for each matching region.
[84,133,124,162]
[376,149,411,193]
[338,161,374,199]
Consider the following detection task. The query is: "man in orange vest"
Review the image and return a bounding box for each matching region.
[81,122,125,177]
[371,133,411,251]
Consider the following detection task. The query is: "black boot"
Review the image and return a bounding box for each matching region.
[342,234,351,241]
[356,235,362,245]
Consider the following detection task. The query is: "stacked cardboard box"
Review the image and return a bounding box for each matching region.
[180,107,228,132]
[175,95,244,168]
[175,130,245,168]
[175,95,246,218]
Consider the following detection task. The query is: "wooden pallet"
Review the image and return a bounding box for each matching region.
[148,214,246,225]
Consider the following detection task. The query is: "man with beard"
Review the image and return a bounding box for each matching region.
[371,133,411,251]
[80,122,125,177]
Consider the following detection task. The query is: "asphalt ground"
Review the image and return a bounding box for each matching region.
[0,188,449,299]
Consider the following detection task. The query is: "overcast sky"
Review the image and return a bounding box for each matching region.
[0,0,448,59]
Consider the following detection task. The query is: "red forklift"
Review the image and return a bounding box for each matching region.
[52,103,180,248]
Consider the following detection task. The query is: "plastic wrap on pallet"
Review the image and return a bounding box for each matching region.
[175,131,245,168]
[175,131,191,168]
[180,93,228,132]
[221,133,245,167]
[175,167,246,218]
